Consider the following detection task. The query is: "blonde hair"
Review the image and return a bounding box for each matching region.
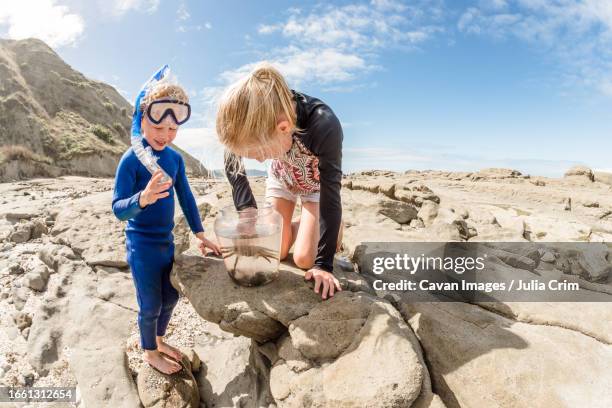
[140,83,189,113]
[216,63,296,158]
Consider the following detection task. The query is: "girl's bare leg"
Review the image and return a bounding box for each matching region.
[268,197,296,260]
[292,201,319,269]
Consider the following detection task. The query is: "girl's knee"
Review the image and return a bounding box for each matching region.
[293,251,315,270]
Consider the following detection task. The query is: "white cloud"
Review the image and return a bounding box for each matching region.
[176,3,190,21]
[478,0,508,12]
[100,0,160,17]
[219,46,372,87]
[220,1,444,89]
[176,3,210,36]
[0,0,84,47]
[370,0,407,12]
[268,2,440,51]
[258,24,278,34]
[458,0,612,96]
[178,22,210,33]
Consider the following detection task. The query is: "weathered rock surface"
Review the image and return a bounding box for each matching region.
[171,253,427,407]
[399,300,612,408]
[564,165,595,182]
[472,167,524,179]
[51,195,129,268]
[195,333,276,408]
[1,166,611,408]
[594,171,612,186]
[71,346,141,408]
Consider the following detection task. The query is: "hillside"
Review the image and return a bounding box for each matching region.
[0,38,207,181]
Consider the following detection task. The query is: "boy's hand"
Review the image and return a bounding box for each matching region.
[304,268,342,300]
[196,232,221,256]
[140,170,172,208]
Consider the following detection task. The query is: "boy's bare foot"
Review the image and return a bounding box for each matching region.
[143,350,181,375]
[156,338,183,361]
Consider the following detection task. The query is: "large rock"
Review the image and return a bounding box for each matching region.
[171,253,427,407]
[52,195,128,268]
[26,256,140,404]
[71,346,141,408]
[522,215,591,241]
[378,198,418,225]
[22,264,50,291]
[472,168,523,179]
[550,244,611,282]
[398,300,612,408]
[348,178,396,198]
[271,293,424,407]
[195,333,275,408]
[417,200,439,227]
[393,183,440,206]
[8,221,32,243]
[351,237,612,407]
[477,299,612,345]
[594,171,612,186]
[342,181,438,226]
[564,165,595,182]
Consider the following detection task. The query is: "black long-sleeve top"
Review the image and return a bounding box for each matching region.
[224,91,343,273]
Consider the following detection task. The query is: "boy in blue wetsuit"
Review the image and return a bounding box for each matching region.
[112,79,220,374]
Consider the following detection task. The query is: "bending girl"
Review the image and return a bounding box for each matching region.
[216,63,343,300]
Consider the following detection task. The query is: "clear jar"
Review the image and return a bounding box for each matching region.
[214,203,283,286]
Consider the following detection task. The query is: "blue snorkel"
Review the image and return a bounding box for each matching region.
[131,64,173,184]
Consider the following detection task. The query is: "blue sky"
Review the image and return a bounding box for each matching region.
[1,0,611,176]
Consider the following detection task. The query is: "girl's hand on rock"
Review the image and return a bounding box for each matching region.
[196,232,221,256]
[304,268,342,300]
[139,170,172,208]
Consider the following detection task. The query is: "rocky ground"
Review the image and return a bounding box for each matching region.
[0,165,610,407]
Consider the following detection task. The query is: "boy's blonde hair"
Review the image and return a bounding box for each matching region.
[139,83,189,113]
[216,63,296,156]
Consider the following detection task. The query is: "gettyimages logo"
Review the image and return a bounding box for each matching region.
[371,253,487,275]
[358,242,612,302]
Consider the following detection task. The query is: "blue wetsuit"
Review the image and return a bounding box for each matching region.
[112,139,203,350]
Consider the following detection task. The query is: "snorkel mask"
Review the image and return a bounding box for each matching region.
[146,99,191,126]
[131,65,190,183]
